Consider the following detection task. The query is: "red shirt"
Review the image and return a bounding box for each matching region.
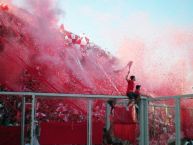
[134,89,140,95]
[126,80,135,93]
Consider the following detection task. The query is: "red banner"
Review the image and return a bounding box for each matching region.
[181,108,193,139]
[113,105,137,124]
[113,123,139,144]
[0,126,21,145]
[40,121,104,145]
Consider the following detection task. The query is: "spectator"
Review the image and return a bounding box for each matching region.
[107,99,116,114]
[125,71,136,107]
[134,85,141,119]
[134,85,141,103]
[103,128,113,145]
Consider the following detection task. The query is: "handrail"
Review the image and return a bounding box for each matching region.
[0,91,127,99]
[148,94,193,101]
[0,91,192,100]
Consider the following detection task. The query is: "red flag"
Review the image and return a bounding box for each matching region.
[127,61,133,74]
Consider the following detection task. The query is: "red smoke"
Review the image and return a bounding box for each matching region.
[117,29,193,96]
[0,2,130,115]
[0,1,193,143]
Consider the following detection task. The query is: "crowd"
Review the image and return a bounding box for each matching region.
[0,98,105,126]
[149,106,175,144]
[0,95,21,126]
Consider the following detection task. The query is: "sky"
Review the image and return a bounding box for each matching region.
[11,0,193,55]
[55,0,193,55]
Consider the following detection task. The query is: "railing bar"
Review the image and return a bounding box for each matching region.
[149,104,175,108]
[105,102,111,130]
[175,97,181,145]
[149,105,193,110]
[144,99,149,145]
[148,94,193,101]
[21,96,25,145]
[139,99,145,145]
[87,99,92,145]
[0,91,127,99]
[30,95,35,145]
[0,92,192,100]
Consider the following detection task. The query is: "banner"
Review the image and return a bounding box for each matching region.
[0,126,21,145]
[40,121,104,145]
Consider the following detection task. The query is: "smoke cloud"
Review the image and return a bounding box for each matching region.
[115,15,193,96]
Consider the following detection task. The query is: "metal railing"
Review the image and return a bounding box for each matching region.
[0,91,128,145]
[147,94,193,145]
[0,91,193,145]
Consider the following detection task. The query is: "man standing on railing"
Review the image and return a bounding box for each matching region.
[125,71,136,107]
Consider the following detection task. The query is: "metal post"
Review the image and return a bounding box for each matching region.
[30,95,35,145]
[21,96,25,145]
[139,98,144,145]
[144,98,149,145]
[105,102,111,130]
[87,99,92,145]
[139,98,149,145]
[175,97,181,145]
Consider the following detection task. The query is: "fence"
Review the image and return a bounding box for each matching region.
[148,94,193,145]
[0,92,193,145]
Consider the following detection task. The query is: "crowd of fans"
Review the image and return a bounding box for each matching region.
[149,104,175,144]
[0,97,105,126]
[0,95,21,126]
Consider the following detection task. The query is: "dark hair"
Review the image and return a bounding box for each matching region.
[130,75,135,80]
[136,85,141,89]
[103,128,107,132]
